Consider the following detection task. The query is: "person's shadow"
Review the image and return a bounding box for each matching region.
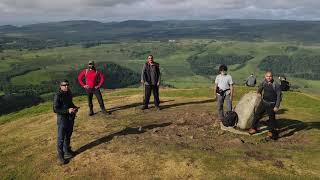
[277,119,320,138]
[74,122,172,156]
[107,100,174,113]
[160,99,215,110]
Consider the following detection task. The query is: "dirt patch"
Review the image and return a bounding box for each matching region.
[245,150,273,161]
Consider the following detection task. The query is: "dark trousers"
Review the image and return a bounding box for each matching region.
[252,101,277,132]
[57,118,74,156]
[144,85,160,107]
[86,88,106,112]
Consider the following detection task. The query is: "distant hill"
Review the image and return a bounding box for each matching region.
[2,19,320,50]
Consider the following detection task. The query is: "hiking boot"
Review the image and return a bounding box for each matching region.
[57,154,67,165]
[155,106,161,111]
[64,150,76,159]
[140,106,148,110]
[101,109,111,115]
[88,111,94,116]
[248,128,257,135]
[267,131,279,140]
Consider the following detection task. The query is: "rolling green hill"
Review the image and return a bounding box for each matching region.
[1,20,320,115]
[1,40,320,92]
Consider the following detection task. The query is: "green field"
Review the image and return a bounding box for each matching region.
[1,40,320,93]
[0,87,319,179]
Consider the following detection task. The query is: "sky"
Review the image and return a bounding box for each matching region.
[0,0,320,25]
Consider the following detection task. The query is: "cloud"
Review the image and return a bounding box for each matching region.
[0,0,319,25]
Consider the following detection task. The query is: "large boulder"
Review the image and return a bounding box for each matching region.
[234,92,262,130]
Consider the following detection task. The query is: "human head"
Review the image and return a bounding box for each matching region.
[88,60,95,69]
[60,80,70,92]
[219,64,228,75]
[147,55,154,63]
[265,71,273,82]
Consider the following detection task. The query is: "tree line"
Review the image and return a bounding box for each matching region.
[187,54,254,76]
[259,55,320,80]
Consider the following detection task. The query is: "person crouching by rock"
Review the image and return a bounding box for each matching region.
[214,64,234,122]
[248,71,282,140]
[53,80,79,165]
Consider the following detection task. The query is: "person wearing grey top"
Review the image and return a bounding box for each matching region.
[140,55,161,110]
[245,74,257,87]
[214,64,234,121]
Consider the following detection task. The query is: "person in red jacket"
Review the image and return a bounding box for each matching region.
[78,60,109,116]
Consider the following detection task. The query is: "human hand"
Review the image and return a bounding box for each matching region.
[273,107,279,112]
[95,86,99,89]
[83,85,89,89]
[140,80,144,84]
[157,82,160,86]
[68,108,75,114]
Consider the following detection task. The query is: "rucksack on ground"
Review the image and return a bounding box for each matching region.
[222,111,238,127]
[280,80,290,91]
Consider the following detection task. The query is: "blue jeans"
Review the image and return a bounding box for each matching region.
[217,94,232,120]
[57,118,74,156]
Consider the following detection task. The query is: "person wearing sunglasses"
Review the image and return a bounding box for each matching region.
[53,80,79,165]
[78,60,109,116]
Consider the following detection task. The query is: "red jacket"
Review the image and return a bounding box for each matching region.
[78,69,105,88]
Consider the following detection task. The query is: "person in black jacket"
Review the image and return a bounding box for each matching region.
[53,80,79,165]
[249,71,282,140]
[140,55,161,110]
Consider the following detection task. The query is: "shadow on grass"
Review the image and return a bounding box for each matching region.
[160,99,215,110]
[75,122,172,156]
[277,108,289,115]
[278,119,320,138]
[108,100,174,113]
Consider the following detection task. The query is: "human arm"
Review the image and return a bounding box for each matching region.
[141,64,146,84]
[257,82,264,94]
[77,70,88,88]
[230,84,234,101]
[157,64,161,86]
[96,71,105,89]
[274,84,281,110]
[214,84,217,100]
[53,94,69,115]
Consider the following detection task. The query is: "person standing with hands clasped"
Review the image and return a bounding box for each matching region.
[78,60,109,116]
[53,80,79,165]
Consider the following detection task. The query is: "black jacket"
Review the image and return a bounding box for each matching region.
[258,79,281,108]
[53,90,77,122]
[141,62,161,85]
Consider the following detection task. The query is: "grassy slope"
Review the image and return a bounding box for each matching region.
[0,87,319,179]
[2,40,320,93]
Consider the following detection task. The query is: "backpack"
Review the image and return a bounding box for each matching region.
[222,111,238,127]
[280,80,290,91]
